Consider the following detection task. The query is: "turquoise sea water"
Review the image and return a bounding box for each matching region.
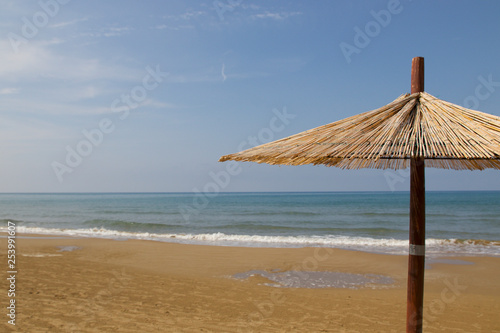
[0,191,498,257]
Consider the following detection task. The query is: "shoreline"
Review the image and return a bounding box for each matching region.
[2,230,500,258]
[1,234,499,332]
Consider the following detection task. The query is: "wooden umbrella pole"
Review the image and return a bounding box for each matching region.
[407,57,426,333]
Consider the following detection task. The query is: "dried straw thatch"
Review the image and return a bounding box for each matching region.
[219,92,500,170]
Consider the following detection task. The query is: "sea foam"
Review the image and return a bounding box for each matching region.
[4,226,499,257]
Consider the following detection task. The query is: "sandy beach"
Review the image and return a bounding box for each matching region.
[1,234,499,332]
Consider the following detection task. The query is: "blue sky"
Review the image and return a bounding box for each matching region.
[1,0,500,192]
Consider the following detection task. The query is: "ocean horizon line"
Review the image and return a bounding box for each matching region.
[1,190,499,195]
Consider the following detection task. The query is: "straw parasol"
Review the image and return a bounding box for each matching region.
[219,57,500,332]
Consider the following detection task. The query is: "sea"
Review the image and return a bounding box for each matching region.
[0,191,499,257]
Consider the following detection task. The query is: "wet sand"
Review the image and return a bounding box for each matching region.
[1,234,499,332]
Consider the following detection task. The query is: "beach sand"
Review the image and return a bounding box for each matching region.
[1,235,499,332]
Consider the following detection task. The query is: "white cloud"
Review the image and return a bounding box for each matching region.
[0,41,52,77]
[77,86,100,100]
[103,26,134,37]
[0,88,19,95]
[42,38,66,46]
[179,10,204,20]
[74,26,134,38]
[166,10,206,21]
[141,99,178,110]
[50,17,89,29]
[221,63,227,82]
[241,4,261,10]
[0,98,110,116]
[251,11,302,20]
[0,40,141,83]
[1,88,175,117]
[159,9,208,30]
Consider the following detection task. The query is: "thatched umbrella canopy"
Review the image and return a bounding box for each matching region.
[219,91,500,170]
[219,57,500,333]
